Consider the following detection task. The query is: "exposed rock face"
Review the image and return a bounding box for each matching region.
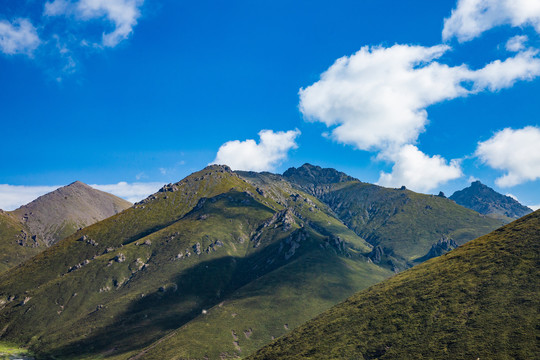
[282,163,357,196]
[369,245,385,264]
[11,181,132,246]
[450,181,532,220]
[418,236,459,262]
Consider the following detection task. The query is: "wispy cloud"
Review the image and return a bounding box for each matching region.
[443,0,540,42]
[44,0,145,47]
[0,18,41,56]
[0,181,163,211]
[212,129,300,172]
[90,182,163,203]
[0,184,60,211]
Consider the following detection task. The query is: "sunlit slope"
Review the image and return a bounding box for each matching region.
[249,211,540,360]
[0,211,46,273]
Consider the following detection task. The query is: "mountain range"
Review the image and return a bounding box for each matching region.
[0,181,131,273]
[0,164,517,359]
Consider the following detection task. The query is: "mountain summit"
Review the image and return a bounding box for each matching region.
[450,180,532,220]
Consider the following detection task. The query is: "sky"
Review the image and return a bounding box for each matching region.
[0,0,539,210]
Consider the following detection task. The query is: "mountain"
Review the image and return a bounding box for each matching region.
[450,180,532,220]
[248,210,540,360]
[0,165,504,359]
[11,181,132,246]
[0,181,131,274]
[283,164,504,270]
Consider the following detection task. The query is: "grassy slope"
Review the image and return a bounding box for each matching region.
[0,211,45,273]
[248,210,540,360]
[0,166,268,356]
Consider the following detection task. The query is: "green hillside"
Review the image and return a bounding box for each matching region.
[248,210,540,360]
[283,164,504,269]
[0,211,46,273]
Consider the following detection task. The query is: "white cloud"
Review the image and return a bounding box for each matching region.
[0,18,40,55]
[90,182,163,203]
[45,0,144,47]
[443,0,540,42]
[212,129,301,172]
[506,35,528,52]
[529,204,540,211]
[377,145,463,192]
[299,45,540,153]
[476,126,540,187]
[0,185,60,211]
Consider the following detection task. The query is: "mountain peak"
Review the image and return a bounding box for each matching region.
[11,181,131,246]
[450,181,532,219]
[283,163,358,185]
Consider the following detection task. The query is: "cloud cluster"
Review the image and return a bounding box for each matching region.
[0,19,40,55]
[212,129,300,172]
[476,126,540,187]
[443,0,540,42]
[299,44,540,191]
[45,0,144,47]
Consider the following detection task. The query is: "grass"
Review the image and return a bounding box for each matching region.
[248,211,540,360]
[0,342,33,359]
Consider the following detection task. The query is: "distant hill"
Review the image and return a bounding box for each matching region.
[249,210,540,360]
[0,181,131,273]
[11,181,132,246]
[450,180,532,220]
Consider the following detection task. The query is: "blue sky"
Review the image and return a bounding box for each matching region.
[0,0,539,210]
